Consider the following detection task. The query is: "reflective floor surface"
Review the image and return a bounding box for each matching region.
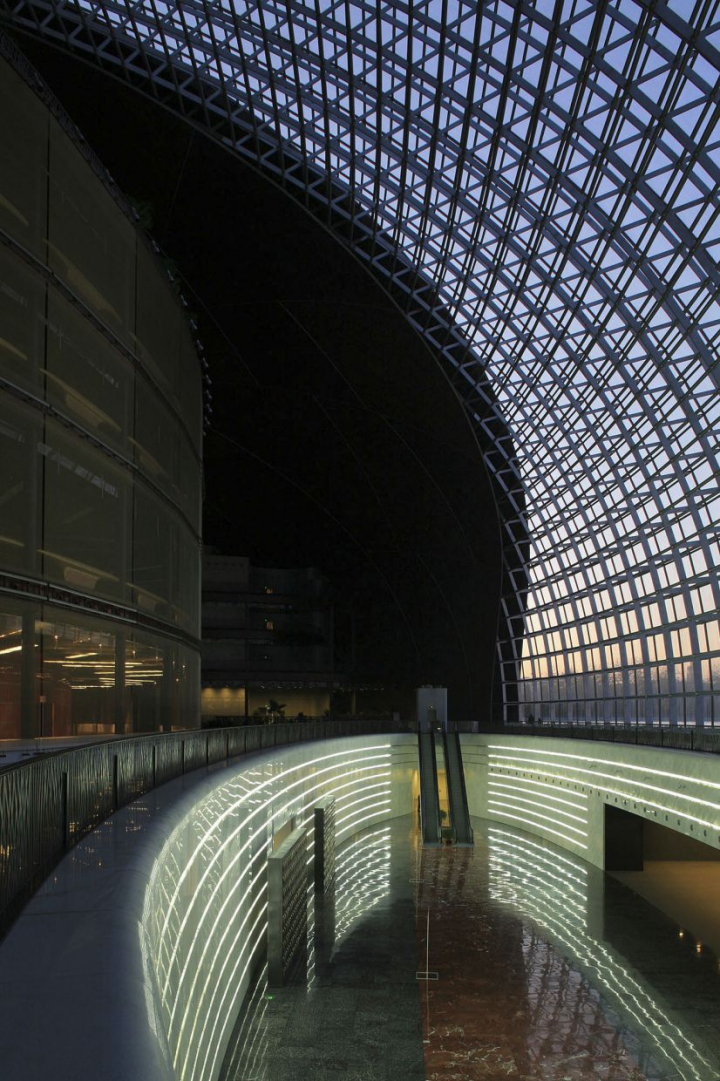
[220,817,720,1081]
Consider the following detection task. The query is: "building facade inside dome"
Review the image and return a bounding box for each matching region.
[1,0,718,727]
[0,46,203,738]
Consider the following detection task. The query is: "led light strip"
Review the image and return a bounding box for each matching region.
[161,754,392,1000]
[169,767,392,1041]
[159,744,392,943]
[490,744,720,793]
[179,884,268,1063]
[488,781,588,825]
[164,775,373,1048]
[487,800,588,849]
[336,800,393,838]
[146,741,410,1080]
[215,824,393,1079]
[489,772,589,810]
[334,787,393,826]
[333,779,391,809]
[175,866,269,1061]
[489,752,720,819]
[487,792,587,834]
[200,907,270,1081]
[222,966,269,1079]
[154,742,409,1077]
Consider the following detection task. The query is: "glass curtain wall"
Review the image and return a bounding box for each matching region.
[0,51,202,737]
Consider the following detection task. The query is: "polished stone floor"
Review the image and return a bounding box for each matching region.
[220,818,720,1081]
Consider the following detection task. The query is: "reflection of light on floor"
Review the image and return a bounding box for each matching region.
[488,829,588,919]
[613,862,720,958]
[488,828,715,1081]
[334,826,392,942]
[223,964,271,1081]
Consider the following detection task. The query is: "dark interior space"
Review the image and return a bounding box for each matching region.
[605,803,720,872]
[604,808,720,958]
[12,35,506,718]
[644,819,720,861]
[604,804,644,872]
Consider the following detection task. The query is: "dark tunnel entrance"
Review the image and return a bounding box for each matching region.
[604,803,720,957]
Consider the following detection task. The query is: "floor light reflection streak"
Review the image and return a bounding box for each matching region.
[487,828,715,1081]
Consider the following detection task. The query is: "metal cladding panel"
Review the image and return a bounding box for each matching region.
[267,824,308,987]
[313,795,336,896]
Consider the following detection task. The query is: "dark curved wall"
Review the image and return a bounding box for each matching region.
[0,44,202,737]
[12,36,507,718]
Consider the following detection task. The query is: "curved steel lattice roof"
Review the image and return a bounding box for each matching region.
[6,0,719,724]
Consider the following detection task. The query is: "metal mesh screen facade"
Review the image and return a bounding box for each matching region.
[6,0,717,724]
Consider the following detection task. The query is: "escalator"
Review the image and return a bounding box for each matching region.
[418,731,441,845]
[443,730,474,846]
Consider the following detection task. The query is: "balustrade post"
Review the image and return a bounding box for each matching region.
[62,770,70,850]
[112,754,119,812]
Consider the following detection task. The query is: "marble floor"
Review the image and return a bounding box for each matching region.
[220,818,720,1081]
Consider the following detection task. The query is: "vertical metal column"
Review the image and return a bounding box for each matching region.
[267,825,308,986]
[313,796,336,896]
[20,612,36,740]
[114,631,125,735]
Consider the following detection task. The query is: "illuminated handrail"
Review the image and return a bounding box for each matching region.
[0,717,410,939]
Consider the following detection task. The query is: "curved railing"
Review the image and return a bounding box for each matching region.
[0,718,409,938]
[456,723,720,755]
[3,718,718,938]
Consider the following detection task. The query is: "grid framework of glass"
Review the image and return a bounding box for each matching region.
[0,49,202,737]
[6,0,718,725]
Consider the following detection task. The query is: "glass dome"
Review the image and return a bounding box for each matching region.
[8,0,718,724]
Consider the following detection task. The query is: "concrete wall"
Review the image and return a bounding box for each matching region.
[462,733,720,869]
